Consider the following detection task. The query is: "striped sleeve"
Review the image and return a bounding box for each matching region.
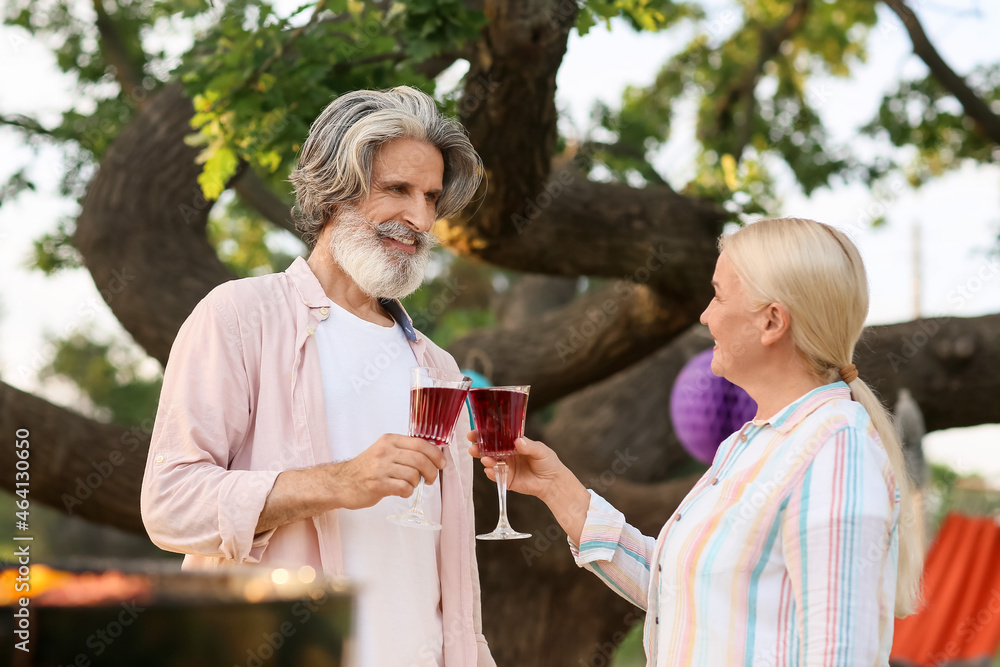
[567,490,657,610]
[779,426,896,667]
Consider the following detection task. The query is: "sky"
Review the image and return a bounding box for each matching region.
[0,1,998,482]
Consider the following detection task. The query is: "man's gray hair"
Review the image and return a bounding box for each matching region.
[290,86,483,247]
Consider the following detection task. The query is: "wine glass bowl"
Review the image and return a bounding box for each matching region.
[469,386,532,541]
[388,367,472,530]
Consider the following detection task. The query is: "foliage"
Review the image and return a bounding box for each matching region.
[207,196,301,276]
[38,333,161,427]
[863,64,1000,187]
[401,252,498,348]
[2,0,178,199]
[30,218,82,275]
[610,622,646,667]
[180,0,485,200]
[0,167,34,208]
[926,461,960,529]
[926,462,1000,535]
[576,0,701,35]
[582,0,884,217]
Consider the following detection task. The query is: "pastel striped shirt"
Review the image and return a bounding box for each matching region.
[569,382,901,666]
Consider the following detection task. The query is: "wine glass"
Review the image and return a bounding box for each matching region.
[469,386,532,540]
[388,367,472,530]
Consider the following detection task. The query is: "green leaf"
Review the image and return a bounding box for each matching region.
[29,218,82,275]
[198,144,239,200]
[576,7,598,35]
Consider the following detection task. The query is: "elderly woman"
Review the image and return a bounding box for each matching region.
[469,218,923,666]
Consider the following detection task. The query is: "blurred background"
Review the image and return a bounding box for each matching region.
[1,0,998,665]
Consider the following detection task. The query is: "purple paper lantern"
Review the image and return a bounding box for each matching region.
[669,348,758,464]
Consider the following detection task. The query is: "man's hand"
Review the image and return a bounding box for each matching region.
[256,434,446,533]
[330,434,447,510]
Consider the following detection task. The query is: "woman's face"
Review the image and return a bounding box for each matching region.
[699,252,764,383]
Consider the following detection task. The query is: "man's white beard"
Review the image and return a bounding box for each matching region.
[327,204,437,300]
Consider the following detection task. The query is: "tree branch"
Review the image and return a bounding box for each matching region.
[92,0,147,107]
[714,0,810,160]
[883,0,1000,145]
[439,169,726,299]
[494,274,578,328]
[577,140,669,186]
[854,313,1000,431]
[232,168,300,236]
[441,0,727,290]
[75,84,235,365]
[451,0,579,257]
[542,324,716,481]
[448,279,706,410]
[0,381,147,534]
[0,114,55,137]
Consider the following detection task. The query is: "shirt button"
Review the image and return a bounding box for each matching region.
[154,455,164,464]
[711,477,719,485]
[655,616,659,624]
[319,307,329,316]
[658,564,662,573]
[739,433,748,441]
[306,327,315,336]
[675,512,682,521]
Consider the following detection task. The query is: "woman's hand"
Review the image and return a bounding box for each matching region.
[466,431,566,501]
[467,431,590,535]
[466,431,589,504]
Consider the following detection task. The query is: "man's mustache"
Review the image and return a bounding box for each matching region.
[373,220,439,250]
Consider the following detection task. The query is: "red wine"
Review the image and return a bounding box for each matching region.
[468,388,529,457]
[409,386,469,447]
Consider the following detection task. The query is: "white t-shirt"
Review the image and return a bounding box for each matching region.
[314,301,443,667]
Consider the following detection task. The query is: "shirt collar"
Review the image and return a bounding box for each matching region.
[286,256,329,309]
[285,256,419,343]
[752,381,852,434]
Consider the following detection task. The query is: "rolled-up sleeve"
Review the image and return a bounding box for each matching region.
[141,287,280,563]
[568,490,657,610]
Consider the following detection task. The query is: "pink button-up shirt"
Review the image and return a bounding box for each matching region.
[141,256,494,666]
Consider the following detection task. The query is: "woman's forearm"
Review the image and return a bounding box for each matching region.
[539,469,592,546]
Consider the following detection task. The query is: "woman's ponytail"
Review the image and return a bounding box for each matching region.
[845,376,924,616]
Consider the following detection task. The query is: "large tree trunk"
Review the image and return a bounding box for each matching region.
[74,83,235,366]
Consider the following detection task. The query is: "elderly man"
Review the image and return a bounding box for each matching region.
[141,86,494,667]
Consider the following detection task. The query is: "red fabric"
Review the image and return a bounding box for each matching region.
[891,513,1000,666]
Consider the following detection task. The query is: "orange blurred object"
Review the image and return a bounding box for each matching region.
[0,564,71,604]
[0,564,150,606]
[891,513,1000,666]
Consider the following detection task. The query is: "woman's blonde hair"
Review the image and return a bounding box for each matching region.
[720,217,923,618]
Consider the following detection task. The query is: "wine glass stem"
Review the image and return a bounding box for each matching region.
[410,478,427,516]
[496,460,511,528]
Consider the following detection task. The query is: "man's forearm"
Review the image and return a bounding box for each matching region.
[253,433,446,535]
[255,464,344,534]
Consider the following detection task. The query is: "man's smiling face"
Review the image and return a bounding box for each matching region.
[326,138,445,299]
